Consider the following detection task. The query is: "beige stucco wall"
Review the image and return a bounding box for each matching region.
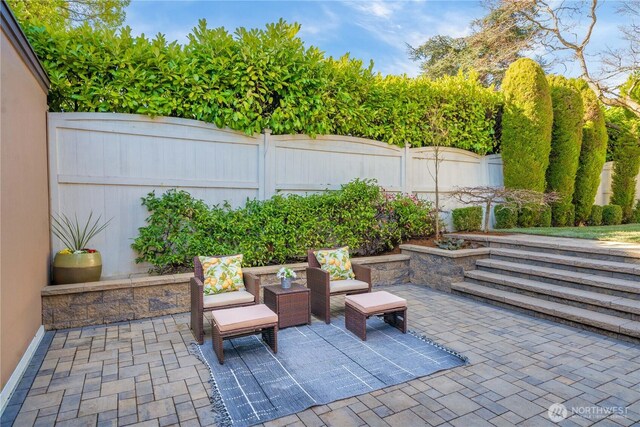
[0,27,50,389]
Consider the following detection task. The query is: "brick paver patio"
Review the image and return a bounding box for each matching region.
[8,284,640,426]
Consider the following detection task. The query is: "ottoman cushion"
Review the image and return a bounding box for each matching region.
[212,304,278,333]
[345,291,406,314]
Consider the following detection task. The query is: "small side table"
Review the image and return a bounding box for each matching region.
[263,284,311,329]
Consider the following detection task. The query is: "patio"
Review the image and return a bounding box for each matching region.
[6,284,640,427]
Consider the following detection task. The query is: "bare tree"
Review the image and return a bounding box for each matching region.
[449,186,561,232]
[493,0,640,116]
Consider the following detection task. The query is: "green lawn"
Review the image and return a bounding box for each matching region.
[497,223,640,244]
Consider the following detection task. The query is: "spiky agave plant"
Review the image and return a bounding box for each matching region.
[51,212,112,253]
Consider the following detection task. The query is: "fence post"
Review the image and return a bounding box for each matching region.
[402,143,412,194]
[263,129,275,199]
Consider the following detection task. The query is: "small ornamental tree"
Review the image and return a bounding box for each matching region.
[501,58,553,192]
[573,79,608,224]
[546,75,584,226]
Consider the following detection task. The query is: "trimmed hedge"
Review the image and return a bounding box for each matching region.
[132,180,435,274]
[494,205,518,229]
[23,21,502,154]
[588,205,603,226]
[573,80,608,224]
[632,201,640,224]
[602,204,623,225]
[608,113,640,222]
[518,205,551,228]
[546,75,584,226]
[501,58,553,192]
[452,206,483,232]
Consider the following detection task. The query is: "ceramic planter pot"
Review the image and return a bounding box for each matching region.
[280,277,292,289]
[53,252,102,285]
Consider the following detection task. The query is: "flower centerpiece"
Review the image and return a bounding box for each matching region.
[51,212,111,285]
[276,267,296,289]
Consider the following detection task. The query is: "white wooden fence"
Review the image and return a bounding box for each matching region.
[48,113,637,278]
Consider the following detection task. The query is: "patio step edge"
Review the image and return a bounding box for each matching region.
[451,281,640,338]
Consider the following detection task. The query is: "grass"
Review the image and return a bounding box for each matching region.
[497,223,640,244]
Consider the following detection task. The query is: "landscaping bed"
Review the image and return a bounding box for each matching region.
[496,223,640,244]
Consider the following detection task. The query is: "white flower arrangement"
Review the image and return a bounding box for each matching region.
[276,267,297,279]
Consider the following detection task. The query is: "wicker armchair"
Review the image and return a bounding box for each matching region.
[306,249,372,324]
[190,256,260,344]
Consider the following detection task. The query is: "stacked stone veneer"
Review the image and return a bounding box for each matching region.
[41,254,410,330]
[400,244,490,292]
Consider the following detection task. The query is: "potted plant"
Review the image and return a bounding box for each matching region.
[51,212,111,285]
[276,267,296,289]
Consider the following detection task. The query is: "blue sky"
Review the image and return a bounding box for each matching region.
[124,0,629,78]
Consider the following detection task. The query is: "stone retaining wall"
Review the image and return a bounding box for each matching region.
[41,254,410,330]
[400,244,490,292]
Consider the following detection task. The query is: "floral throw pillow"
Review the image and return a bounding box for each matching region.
[198,254,245,295]
[313,246,355,281]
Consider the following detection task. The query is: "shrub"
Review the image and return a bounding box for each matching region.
[494,204,518,229]
[452,206,483,232]
[607,111,640,222]
[602,204,623,225]
[573,80,608,224]
[539,206,552,227]
[501,58,553,192]
[132,180,435,274]
[518,205,551,228]
[23,21,502,154]
[546,75,584,226]
[632,201,640,224]
[588,205,603,226]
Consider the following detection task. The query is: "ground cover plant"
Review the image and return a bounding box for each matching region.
[132,180,435,274]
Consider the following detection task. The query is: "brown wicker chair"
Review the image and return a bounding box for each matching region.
[190,256,260,344]
[306,249,372,324]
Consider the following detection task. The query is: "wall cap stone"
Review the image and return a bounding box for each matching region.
[400,244,491,258]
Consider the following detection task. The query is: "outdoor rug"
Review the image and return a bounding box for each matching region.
[191,316,467,426]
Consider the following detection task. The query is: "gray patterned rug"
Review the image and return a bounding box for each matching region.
[192,316,467,426]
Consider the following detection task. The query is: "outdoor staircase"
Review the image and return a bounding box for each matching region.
[448,234,640,342]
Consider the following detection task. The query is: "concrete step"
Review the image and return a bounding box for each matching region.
[465,270,640,319]
[451,281,640,339]
[476,259,640,299]
[490,248,640,282]
[447,233,640,264]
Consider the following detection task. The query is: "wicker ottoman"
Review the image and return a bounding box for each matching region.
[344,291,407,341]
[210,304,278,364]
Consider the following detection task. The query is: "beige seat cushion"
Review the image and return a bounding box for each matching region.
[345,291,407,314]
[211,304,278,333]
[204,290,255,309]
[330,279,369,294]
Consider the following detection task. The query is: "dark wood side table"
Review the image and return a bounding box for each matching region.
[263,283,311,329]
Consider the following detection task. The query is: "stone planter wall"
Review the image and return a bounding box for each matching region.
[400,244,490,292]
[41,254,410,330]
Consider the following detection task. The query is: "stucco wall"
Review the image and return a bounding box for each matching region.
[0,26,50,389]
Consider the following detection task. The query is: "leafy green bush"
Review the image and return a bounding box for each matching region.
[632,201,640,224]
[501,58,553,192]
[517,205,551,228]
[23,20,502,154]
[602,204,623,225]
[494,205,518,229]
[132,180,435,273]
[588,205,603,226]
[452,206,483,232]
[573,80,608,224]
[607,109,640,222]
[539,206,552,228]
[546,75,584,226]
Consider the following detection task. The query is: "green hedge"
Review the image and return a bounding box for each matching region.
[23,20,501,154]
[452,206,483,232]
[573,80,608,224]
[588,205,603,226]
[494,205,518,229]
[546,75,584,226]
[518,205,551,228]
[501,58,553,192]
[602,204,623,225]
[607,110,640,222]
[132,180,435,274]
[632,201,640,224]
